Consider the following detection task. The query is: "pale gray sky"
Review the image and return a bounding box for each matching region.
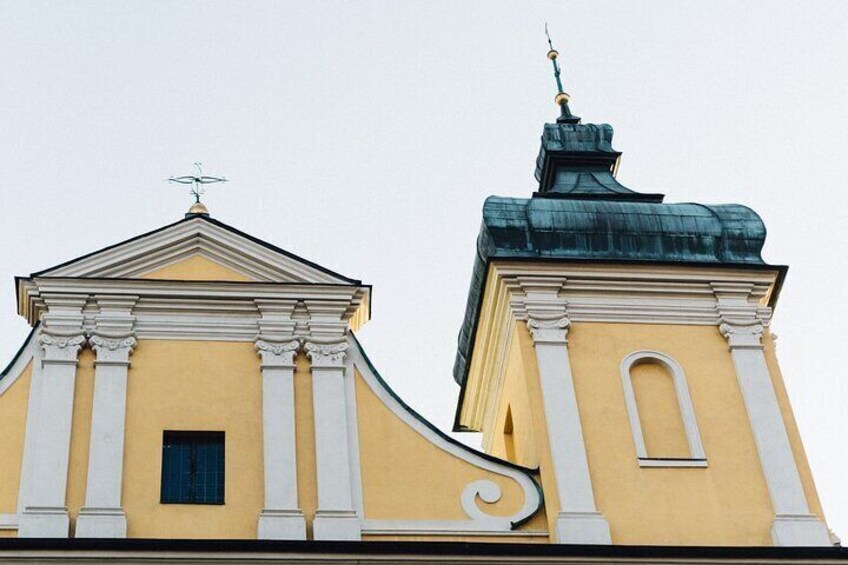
[1,0,846,538]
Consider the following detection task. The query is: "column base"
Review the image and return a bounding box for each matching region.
[75,507,127,538]
[555,511,611,544]
[772,514,832,546]
[257,509,307,540]
[18,507,69,538]
[313,510,361,541]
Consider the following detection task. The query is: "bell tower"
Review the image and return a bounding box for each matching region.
[452,36,832,547]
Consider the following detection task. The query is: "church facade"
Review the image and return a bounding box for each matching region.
[0,50,845,564]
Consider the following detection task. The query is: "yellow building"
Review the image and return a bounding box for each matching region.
[0,49,844,565]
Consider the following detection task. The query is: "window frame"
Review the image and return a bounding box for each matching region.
[160,430,226,505]
[619,351,707,468]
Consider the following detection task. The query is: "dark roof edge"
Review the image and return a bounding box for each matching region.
[0,538,844,559]
[29,215,361,285]
[0,323,38,380]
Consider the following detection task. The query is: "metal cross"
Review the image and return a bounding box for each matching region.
[167,162,227,204]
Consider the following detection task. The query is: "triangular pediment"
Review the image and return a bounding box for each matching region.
[32,216,359,285]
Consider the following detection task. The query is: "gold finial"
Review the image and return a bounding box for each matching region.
[188,201,209,215]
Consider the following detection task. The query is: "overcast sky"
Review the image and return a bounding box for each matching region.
[1,0,846,539]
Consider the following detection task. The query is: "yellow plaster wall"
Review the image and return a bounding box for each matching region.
[141,255,253,281]
[630,361,689,458]
[354,370,547,534]
[567,323,774,545]
[0,360,33,516]
[488,327,539,469]
[121,340,263,538]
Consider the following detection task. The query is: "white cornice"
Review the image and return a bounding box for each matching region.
[17,278,369,342]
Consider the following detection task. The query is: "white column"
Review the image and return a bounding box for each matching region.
[514,277,610,544]
[305,339,360,541]
[720,320,831,546]
[255,338,306,540]
[75,334,136,538]
[17,330,86,538]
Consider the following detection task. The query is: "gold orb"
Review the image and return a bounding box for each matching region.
[555,92,571,105]
[547,49,559,60]
[188,202,209,215]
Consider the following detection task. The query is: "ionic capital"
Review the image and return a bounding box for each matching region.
[38,331,87,364]
[256,339,301,369]
[304,341,348,369]
[719,320,764,349]
[89,334,137,365]
[527,315,571,345]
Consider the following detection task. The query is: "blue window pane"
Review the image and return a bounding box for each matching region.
[160,431,225,505]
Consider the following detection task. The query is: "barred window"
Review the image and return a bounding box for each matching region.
[160,431,225,504]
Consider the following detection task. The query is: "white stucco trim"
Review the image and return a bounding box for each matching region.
[360,519,548,537]
[0,514,17,530]
[76,333,136,539]
[620,350,706,464]
[509,276,611,545]
[18,278,369,343]
[35,217,354,284]
[18,325,86,538]
[307,339,361,541]
[255,338,306,540]
[344,350,365,518]
[348,335,542,534]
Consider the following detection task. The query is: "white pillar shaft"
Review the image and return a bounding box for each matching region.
[262,366,300,511]
[255,339,305,540]
[306,340,360,541]
[18,333,85,538]
[312,366,354,512]
[730,347,809,515]
[83,363,128,509]
[28,362,77,508]
[722,322,831,546]
[535,343,597,513]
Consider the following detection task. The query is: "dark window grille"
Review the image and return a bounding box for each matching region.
[160,431,225,505]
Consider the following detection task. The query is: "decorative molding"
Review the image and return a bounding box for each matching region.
[349,335,542,534]
[38,332,86,364]
[526,316,570,345]
[34,216,355,285]
[720,320,765,350]
[305,341,349,369]
[256,334,306,540]
[360,519,548,537]
[89,334,137,365]
[508,278,611,544]
[18,278,369,339]
[619,350,706,464]
[638,458,708,468]
[256,339,300,368]
[0,513,17,530]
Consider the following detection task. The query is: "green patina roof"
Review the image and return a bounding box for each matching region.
[452,121,769,387]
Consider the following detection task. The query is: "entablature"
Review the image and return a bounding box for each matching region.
[17,277,371,340]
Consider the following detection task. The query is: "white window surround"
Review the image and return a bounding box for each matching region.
[619,350,707,468]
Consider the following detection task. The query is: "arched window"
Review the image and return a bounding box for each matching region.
[620,351,706,467]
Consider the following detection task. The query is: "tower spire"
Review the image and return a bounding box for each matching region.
[544,23,580,125]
